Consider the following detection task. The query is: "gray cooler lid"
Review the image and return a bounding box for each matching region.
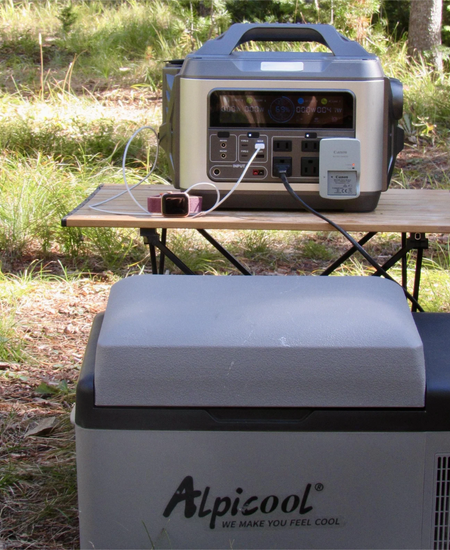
[94,276,425,408]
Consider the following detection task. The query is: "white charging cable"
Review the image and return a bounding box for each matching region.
[191,142,266,217]
[88,126,264,217]
[89,125,169,216]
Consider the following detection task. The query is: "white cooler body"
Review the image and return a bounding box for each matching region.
[76,427,450,549]
[74,275,450,549]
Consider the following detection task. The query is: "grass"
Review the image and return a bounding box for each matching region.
[0,0,230,93]
[377,42,450,143]
[0,413,78,549]
[0,268,113,548]
[0,87,161,161]
[0,89,161,263]
[0,310,25,362]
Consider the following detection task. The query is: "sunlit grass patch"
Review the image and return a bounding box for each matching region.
[0,264,68,363]
[0,90,160,164]
[330,254,450,313]
[0,0,231,92]
[418,261,450,312]
[0,413,78,549]
[82,227,146,272]
[0,154,88,257]
[165,229,235,274]
[0,308,26,362]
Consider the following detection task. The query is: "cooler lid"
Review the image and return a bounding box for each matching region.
[94,275,425,408]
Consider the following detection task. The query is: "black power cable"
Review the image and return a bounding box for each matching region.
[279,171,424,312]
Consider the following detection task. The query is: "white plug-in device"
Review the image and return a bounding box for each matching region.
[319,138,361,200]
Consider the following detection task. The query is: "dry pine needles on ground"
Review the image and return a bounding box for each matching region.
[1,277,111,550]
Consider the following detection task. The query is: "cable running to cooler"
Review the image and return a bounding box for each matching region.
[278,171,424,312]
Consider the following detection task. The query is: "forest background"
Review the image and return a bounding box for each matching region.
[1,1,450,548]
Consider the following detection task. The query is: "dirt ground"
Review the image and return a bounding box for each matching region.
[0,275,112,549]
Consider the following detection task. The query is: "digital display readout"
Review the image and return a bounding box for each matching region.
[209,90,354,129]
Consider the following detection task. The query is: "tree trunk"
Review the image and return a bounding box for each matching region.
[408,0,443,71]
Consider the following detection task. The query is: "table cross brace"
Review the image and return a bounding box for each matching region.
[140,228,251,276]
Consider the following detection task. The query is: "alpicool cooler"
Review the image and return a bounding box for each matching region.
[74,275,450,549]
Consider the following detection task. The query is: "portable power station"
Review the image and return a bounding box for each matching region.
[159,23,404,212]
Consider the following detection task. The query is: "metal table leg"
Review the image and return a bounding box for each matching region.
[140,228,195,275]
[321,231,427,310]
[197,229,252,275]
[321,232,378,276]
[374,233,428,306]
[140,228,252,275]
[401,233,407,290]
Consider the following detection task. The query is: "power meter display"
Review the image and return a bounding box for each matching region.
[209,90,354,129]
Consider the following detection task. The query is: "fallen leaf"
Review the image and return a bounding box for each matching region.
[24,417,57,437]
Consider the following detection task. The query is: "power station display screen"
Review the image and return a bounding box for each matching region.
[210,90,354,129]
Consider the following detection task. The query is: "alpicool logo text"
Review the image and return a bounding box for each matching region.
[163,475,318,530]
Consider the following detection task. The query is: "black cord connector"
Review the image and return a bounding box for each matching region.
[278,170,424,312]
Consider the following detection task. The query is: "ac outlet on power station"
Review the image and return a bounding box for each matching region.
[301,140,320,153]
[301,157,319,176]
[273,157,293,177]
[273,140,292,152]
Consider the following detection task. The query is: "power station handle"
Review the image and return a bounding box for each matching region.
[195,23,371,57]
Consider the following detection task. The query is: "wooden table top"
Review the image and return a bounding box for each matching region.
[62,185,450,233]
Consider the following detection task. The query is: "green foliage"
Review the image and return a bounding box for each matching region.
[165,229,232,274]
[83,227,145,270]
[225,0,297,23]
[0,0,225,92]
[35,379,71,397]
[0,89,158,164]
[224,0,383,36]
[0,32,41,65]
[0,312,25,362]
[52,0,230,88]
[0,271,31,362]
[301,239,334,261]
[0,112,117,161]
[58,3,78,35]
[238,230,272,260]
[390,47,450,138]
[0,155,67,257]
[443,1,450,47]
[1,0,448,93]
[378,0,409,39]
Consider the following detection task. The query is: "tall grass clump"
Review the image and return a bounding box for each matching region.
[0,151,154,265]
[387,45,450,140]
[0,154,85,257]
[0,83,161,263]
[0,310,25,362]
[0,269,32,362]
[64,0,228,88]
[0,0,60,33]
